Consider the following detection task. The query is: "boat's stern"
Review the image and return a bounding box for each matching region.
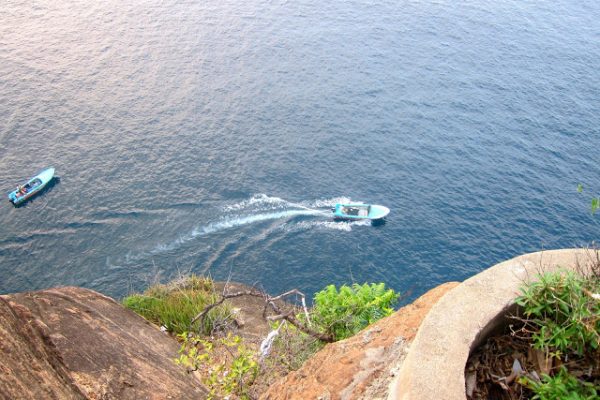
[7,190,25,206]
[332,204,345,219]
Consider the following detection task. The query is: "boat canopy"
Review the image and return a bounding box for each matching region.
[340,205,371,216]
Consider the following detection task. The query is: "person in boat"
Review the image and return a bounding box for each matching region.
[17,185,26,196]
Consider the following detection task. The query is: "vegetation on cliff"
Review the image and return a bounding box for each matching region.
[466,261,599,400]
[123,276,398,399]
[309,282,398,341]
[516,269,599,399]
[122,275,231,335]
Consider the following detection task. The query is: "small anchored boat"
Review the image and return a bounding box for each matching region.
[8,167,55,206]
[332,203,390,221]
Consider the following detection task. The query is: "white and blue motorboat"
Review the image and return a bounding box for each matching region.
[332,203,390,221]
[8,167,55,206]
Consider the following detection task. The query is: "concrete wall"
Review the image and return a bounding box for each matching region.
[389,248,598,400]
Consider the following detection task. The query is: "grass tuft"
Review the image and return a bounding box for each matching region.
[123,274,231,335]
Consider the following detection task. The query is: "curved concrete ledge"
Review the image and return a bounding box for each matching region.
[389,248,598,400]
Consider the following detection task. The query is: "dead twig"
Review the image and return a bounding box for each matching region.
[190,288,265,326]
[190,286,334,342]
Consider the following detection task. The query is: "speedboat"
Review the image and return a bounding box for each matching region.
[8,167,55,206]
[332,203,390,221]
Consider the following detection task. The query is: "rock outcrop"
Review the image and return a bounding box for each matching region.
[0,286,207,400]
[261,282,459,400]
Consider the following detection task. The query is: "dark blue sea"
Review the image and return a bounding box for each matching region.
[1,0,599,302]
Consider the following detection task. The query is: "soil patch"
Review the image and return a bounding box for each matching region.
[212,282,294,345]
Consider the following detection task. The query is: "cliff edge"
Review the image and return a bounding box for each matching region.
[261,281,459,400]
[0,286,207,400]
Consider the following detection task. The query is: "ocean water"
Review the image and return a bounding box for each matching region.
[1,0,599,302]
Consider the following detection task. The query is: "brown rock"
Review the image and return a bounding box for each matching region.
[261,282,459,400]
[0,287,207,400]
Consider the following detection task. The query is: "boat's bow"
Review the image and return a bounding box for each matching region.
[368,204,390,220]
[37,167,55,184]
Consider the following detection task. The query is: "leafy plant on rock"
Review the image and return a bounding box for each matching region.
[176,332,258,400]
[514,269,600,398]
[520,366,598,400]
[516,270,599,356]
[310,282,399,341]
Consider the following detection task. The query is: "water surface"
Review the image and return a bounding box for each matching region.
[1,0,599,301]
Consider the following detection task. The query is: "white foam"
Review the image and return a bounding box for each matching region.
[284,218,372,233]
[304,196,355,208]
[223,194,287,212]
[148,208,323,255]
[192,209,323,237]
[224,194,358,212]
[139,195,372,259]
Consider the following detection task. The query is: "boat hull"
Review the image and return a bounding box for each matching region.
[332,203,390,221]
[8,167,55,205]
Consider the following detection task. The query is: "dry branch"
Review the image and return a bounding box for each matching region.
[190,284,334,342]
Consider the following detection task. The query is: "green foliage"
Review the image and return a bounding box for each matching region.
[520,367,598,400]
[577,183,599,214]
[122,275,231,335]
[248,283,399,393]
[311,282,399,341]
[515,270,600,397]
[515,271,600,356]
[176,332,259,400]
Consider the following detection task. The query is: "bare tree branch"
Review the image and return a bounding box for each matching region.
[190,286,334,342]
[190,288,265,326]
[266,312,332,342]
[267,289,312,326]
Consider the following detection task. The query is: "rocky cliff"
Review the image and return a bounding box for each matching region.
[261,282,459,400]
[0,286,207,400]
[0,282,460,400]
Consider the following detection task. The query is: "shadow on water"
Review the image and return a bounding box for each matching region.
[10,176,61,208]
[371,218,387,228]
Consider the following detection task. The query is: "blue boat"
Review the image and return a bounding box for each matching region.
[8,167,55,206]
[332,203,390,221]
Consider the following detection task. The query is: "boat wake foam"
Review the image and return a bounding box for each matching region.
[284,218,372,232]
[142,194,371,257]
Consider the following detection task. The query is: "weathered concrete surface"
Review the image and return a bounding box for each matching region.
[390,248,595,400]
[0,286,207,400]
[261,282,460,400]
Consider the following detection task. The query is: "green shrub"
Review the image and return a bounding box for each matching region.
[123,275,231,335]
[520,367,598,400]
[515,270,600,398]
[516,270,600,356]
[311,282,399,341]
[176,332,258,400]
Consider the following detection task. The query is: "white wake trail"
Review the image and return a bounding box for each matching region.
[129,194,365,261]
[149,208,323,255]
[191,209,325,237]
